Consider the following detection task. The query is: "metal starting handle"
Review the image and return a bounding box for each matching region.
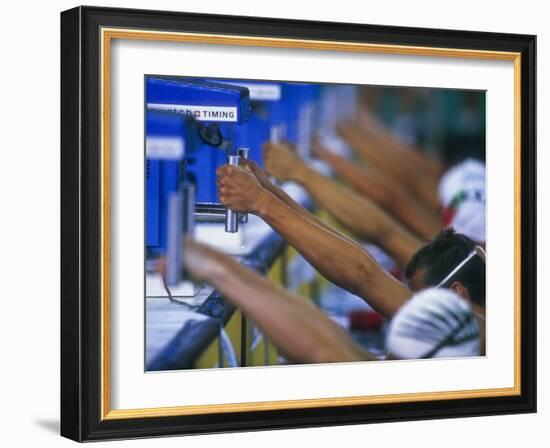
[237,148,250,224]
[225,155,240,233]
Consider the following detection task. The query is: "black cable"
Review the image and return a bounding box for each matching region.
[161,273,202,312]
[161,273,174,302]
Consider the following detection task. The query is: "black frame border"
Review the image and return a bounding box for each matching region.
[60,6,536,442]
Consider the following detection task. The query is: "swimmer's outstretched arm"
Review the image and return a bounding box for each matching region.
[183,238,375,364]
[337,122,440,211]
[263,143,422,271]
[311,143,441,239]
[216,163,412,318]
[355,105,444,180]
[239,158,349,242]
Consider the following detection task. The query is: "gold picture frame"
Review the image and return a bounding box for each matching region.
[61,6,536,441]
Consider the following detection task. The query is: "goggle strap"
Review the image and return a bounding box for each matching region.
[436,249,478,288]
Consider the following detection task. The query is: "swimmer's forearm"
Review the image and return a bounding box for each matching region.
[208,251,373,363]
[257,193,412,317]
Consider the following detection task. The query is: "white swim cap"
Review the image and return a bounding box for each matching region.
[439,158,486,208]
[450,201,486,244]
[439,159,486,243]
[386,288,480,359]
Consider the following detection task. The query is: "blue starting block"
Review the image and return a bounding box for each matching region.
[145,77,251,251]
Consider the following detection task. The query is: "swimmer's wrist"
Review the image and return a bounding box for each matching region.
[255,190,276,218]
[290,163,309,184]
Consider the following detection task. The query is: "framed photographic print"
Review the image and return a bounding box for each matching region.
[60,6,536,442]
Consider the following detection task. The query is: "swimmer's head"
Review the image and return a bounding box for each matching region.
[386,287,480,359]
[406,228,485,308]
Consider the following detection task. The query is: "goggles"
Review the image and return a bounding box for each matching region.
[436,246,486,288]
